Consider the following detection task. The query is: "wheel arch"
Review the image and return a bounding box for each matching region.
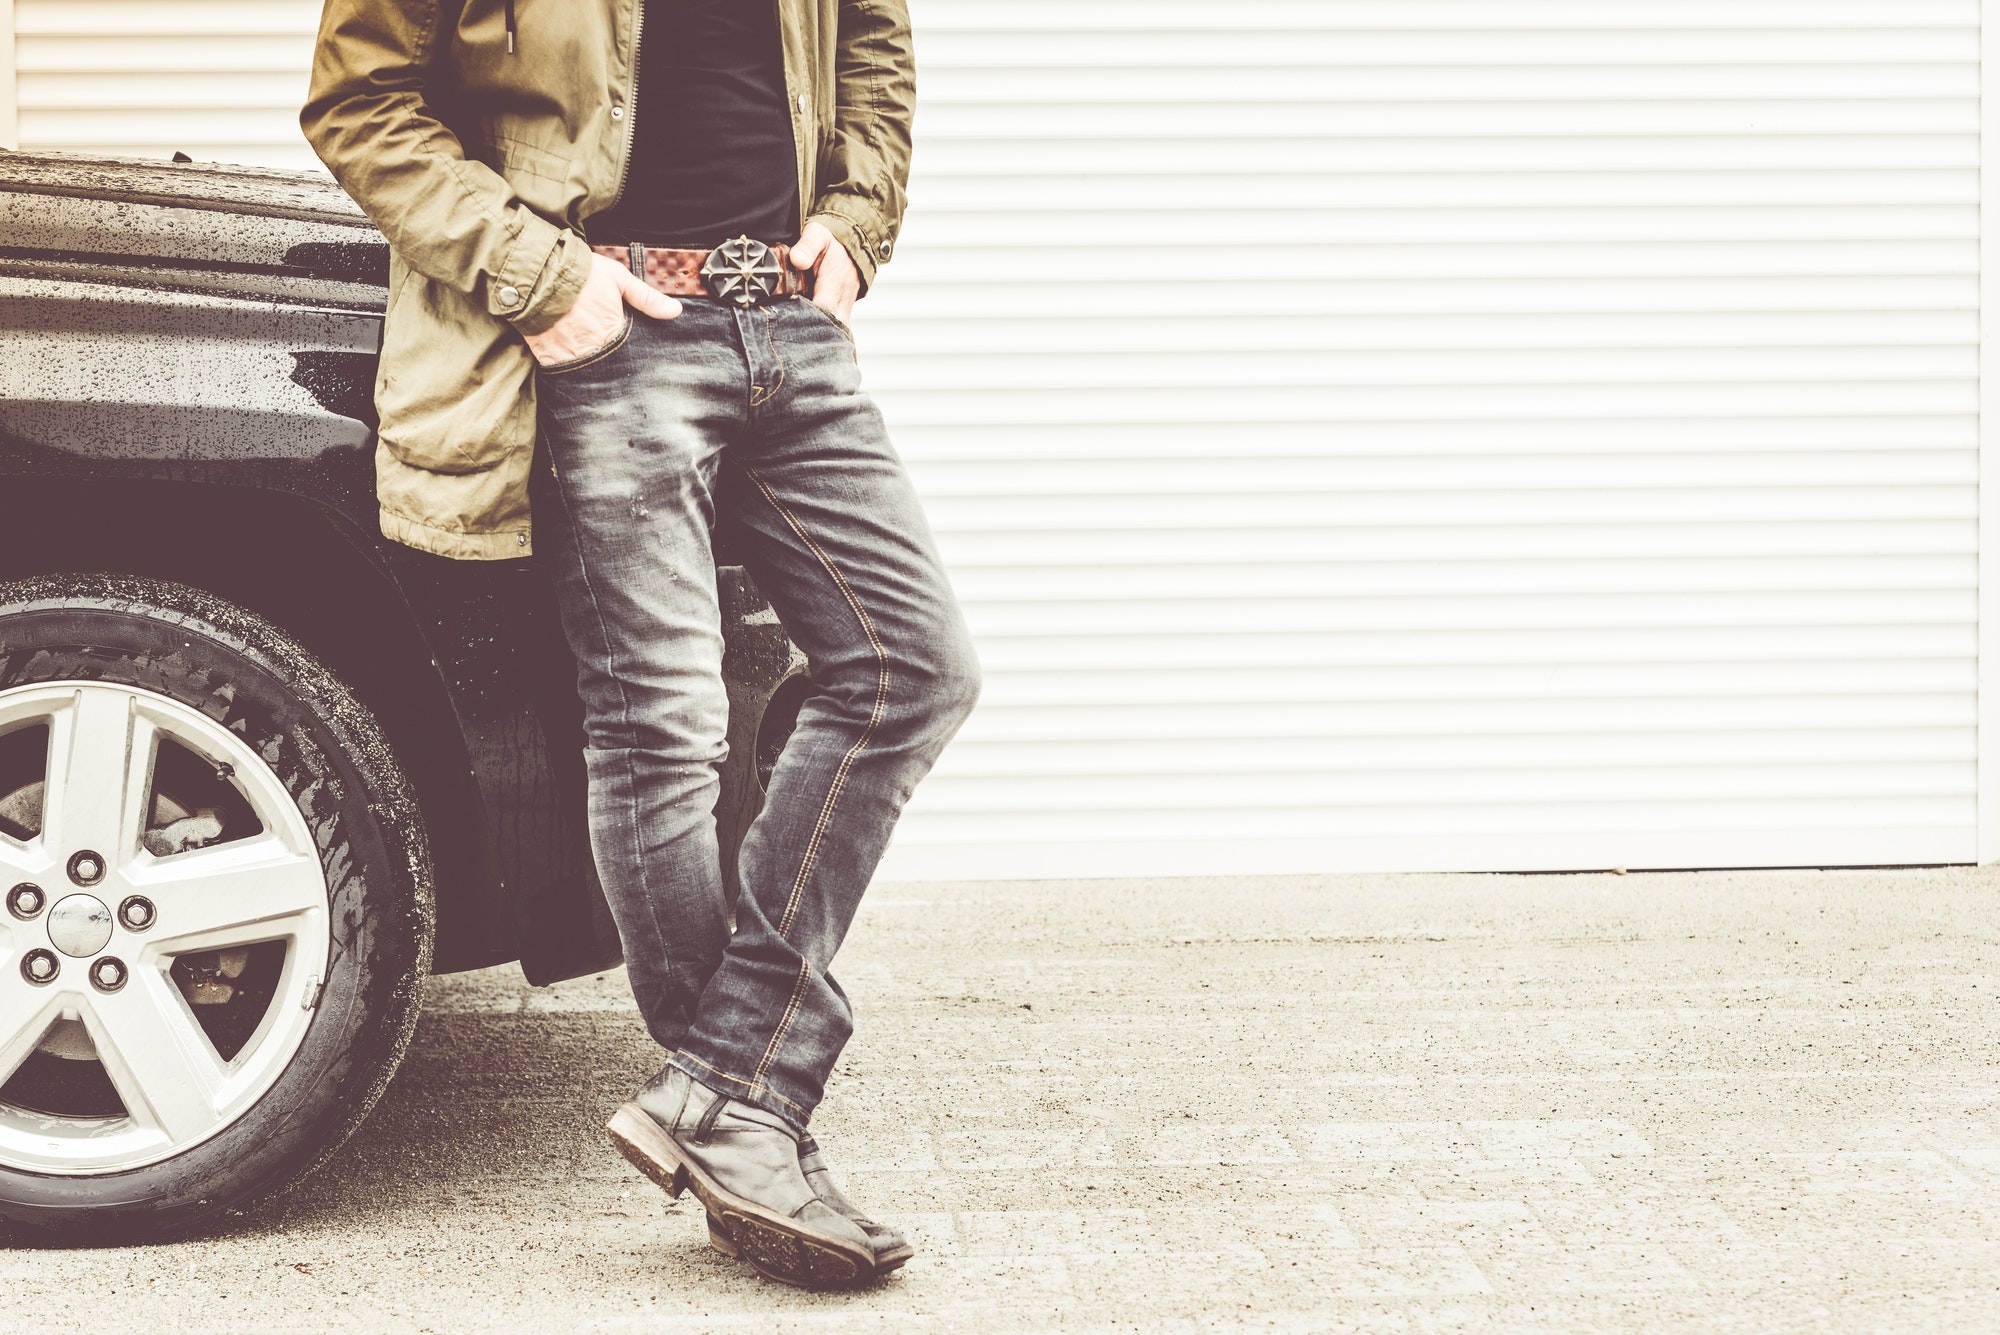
[0,476,508,974]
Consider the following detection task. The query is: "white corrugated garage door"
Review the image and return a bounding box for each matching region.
[12,0,321,168]
[4,2,1985,879]
[876,1,1981,879]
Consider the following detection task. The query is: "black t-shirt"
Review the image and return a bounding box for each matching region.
[586,0,801,248]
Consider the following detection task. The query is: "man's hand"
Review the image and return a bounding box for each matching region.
[522,253,680,367]
[790,221,861,324]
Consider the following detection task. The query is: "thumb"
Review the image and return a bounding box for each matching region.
[789,225,827,270]
[615,267,682,320]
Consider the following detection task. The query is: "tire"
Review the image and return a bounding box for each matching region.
[0,574,432,1241]
[714,565,806,913]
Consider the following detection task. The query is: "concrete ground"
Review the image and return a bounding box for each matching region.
[5,868,2000,1332]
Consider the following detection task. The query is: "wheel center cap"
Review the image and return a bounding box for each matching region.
[47,894,113,958]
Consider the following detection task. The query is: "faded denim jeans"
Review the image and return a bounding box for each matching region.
[531,294,980,1132]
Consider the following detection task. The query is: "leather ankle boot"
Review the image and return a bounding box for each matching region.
[801,1144,914,1272]
[703,1143,915,1275]
[607,1066,877,1289]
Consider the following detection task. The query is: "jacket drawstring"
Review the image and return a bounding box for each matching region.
[505,0,517,53]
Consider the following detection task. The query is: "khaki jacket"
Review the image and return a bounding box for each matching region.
[302,0,914,558]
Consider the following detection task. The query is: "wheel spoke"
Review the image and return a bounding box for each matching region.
[128,834,327,952]
[42,687,154,871]
[0,965,64,1088]
[0,832,35,880]
[83,970,229,1143]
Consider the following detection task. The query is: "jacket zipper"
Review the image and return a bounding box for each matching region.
[504,0,516,53]
[606,0,645,212]
[779,0,806,235]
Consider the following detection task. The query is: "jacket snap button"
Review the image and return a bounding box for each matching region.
[878,240,892,258]
[497,285,521,307]
[611,106,624,120]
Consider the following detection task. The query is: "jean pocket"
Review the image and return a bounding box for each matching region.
[795,297,854,345]
[536,314,634,377]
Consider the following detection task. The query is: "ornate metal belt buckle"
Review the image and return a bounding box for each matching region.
[700,235,783,308]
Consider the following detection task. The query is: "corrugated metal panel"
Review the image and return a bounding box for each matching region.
[6,1,1982,878]
[865,0,1981,878]
[14,0,321,168]
[1,0,19,151]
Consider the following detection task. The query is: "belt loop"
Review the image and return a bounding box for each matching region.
[628,242,645,279]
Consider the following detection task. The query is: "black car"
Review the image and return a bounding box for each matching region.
[0,149,804,1238]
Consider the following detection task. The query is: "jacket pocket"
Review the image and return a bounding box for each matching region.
[375,269,537,476]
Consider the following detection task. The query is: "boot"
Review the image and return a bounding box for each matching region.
[607,1066,877,1289]
[704,1143,915,1274]
[802,1143,914,1273]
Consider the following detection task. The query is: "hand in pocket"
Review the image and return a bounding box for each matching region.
[523,253,680,368]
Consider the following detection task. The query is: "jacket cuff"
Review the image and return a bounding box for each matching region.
[806,206,895,295]
[379,506,535,560]
[492,213,592,335]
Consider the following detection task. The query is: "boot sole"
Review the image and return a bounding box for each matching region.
[872,1240,915,1272]
[708,1211,912,1274]
[607,1103,877,1290]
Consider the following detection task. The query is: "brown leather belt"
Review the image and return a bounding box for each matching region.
[592,235,807,307]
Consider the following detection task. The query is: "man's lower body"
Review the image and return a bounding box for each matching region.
[532,294,980,1286]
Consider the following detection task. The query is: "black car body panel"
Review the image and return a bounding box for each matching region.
[0,150,792,985]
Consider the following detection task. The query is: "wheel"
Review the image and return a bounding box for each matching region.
[0,574,432,1240]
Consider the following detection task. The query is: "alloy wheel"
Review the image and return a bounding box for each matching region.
[0,681,331,1174]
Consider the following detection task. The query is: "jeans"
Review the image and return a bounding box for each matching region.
[531,294,980,1132]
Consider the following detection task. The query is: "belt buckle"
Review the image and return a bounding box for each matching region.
[700,235,783,308]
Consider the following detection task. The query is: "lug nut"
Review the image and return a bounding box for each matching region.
[118,896,156,931]
[20,949,58,985]
[6,883,43,919]
[68,851,105,886]
[90,956,128,993]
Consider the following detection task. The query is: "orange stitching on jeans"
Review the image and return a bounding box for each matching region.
[797,296,855,349]
[749,306,787,407]
[739,464,892,1104]
[743,466,890,940]
[749,958,813,1100]
[676,1052,809,1118]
